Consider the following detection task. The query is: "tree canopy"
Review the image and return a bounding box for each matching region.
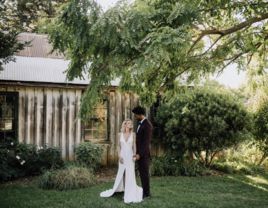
[1,0,69,33]
[45,0,268,121]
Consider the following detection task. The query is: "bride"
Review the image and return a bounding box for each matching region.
[100,119,143,203]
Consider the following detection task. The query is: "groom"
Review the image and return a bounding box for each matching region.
[132,106,153,200]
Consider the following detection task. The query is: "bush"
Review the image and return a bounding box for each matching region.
[249,97,268,165]
[156,88,253,166]
[0,140,64,181]
[15,142,64,176]
[149,155,208,177]
[74,141,104,172]
[37,163,97,191]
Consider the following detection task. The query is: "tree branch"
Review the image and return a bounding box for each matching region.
[161,67,190,88]
[190,35,223,58]
[188,13,268,58]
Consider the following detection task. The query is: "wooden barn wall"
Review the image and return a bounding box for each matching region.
[1,85,82,161]
[100,91,165,166]
[1,85,165,165]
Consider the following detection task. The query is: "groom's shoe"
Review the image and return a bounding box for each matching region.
[143,196,150,200]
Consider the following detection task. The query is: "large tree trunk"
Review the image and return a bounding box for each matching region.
[258,153,267,165]
[194,152,205,163]
[208,151,219,166]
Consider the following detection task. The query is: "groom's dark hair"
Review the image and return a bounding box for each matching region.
[132,106,145,115]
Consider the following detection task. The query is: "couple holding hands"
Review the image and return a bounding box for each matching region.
[100,106,153,203]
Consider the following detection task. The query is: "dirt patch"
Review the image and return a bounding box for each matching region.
[96,166,119,183]
[1,175,39,186]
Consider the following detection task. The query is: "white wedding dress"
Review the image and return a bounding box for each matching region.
[100,132,143,203]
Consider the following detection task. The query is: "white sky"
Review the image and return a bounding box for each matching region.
[97,0,246,89]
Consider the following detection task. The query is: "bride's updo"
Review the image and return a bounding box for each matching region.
[121,119,133,132]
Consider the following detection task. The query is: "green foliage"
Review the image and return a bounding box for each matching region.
[0,138,20,181]
[0,0,70,33]
[251,98,268,164]
[14,142,64,176]
[212,158,267,175]
[44,0,268,121]
[150,155,208,177]
[212,141,268,174]
[156,88,253,166]
[0,140,64,181]
[0,31,31,71]
[74,141,104,172]
[37,163,96,191]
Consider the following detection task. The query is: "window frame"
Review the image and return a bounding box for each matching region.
[0,91,19,143]
[84,98,110,141]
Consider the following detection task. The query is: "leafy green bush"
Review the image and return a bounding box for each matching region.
[74,141,104,172]
[150,155,208,177]
[0,140,64,181]
[0,138,25,181]
[156,88,253,166]
[15,142,64,176]
[249,97,268,165]
[37,163,96,191]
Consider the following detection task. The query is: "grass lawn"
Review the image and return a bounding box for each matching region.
[0,174,268,208]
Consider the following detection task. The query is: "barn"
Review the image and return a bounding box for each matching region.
[0,33,165,165]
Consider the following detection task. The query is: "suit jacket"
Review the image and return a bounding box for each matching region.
[136,119,153,158]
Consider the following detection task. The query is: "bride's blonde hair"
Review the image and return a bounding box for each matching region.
[121,119,133,132]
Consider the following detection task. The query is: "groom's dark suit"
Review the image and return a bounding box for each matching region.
[136,118,153,198]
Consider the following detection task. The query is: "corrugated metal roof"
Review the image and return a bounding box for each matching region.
[0,56,120,86]
[16,33,63,59]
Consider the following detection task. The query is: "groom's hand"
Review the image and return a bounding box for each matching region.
[136,154,140,160]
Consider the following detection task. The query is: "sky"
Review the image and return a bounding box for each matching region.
[96,0,246,89]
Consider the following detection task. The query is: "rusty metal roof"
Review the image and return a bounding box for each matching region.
[0,56,120,86]
[16,33,63,59]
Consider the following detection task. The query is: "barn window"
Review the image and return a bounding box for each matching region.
[84,99,109,141]
[0,92,18,143]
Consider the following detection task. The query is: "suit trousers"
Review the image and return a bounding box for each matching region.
[138,157,150,197]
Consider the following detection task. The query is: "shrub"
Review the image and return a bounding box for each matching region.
[156,88,253,166]
[37,163,97,191]
[15,142,64,176]
[149,155,208,177]
[0,140,64,181]
[74,141,104,172]
[0,138,24,181]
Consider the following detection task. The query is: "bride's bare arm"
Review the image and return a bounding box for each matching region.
[133,133,137,162]
[117,133,124,164]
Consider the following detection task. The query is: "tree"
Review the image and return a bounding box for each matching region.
[201,78,250,103]
[1,0,69,33]
[155,88,253,166]
[44,0,268,121]
[0,1,30,71]
[246,94,268,165]
[0,31,31,71]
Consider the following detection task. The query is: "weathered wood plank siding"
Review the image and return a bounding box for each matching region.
[1,86,164,164]
[2,86,83,161]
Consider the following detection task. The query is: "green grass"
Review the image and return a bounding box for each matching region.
[1,175,268,208]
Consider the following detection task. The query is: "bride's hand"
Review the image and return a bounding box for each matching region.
[132,157,136,162]
[119,156,124,164]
